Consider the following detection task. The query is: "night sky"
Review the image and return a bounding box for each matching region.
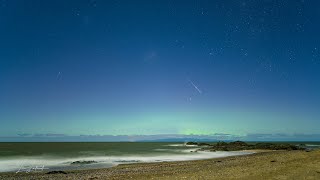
[1,0,320,139]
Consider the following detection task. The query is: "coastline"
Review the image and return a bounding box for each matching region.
[1,149,319,179]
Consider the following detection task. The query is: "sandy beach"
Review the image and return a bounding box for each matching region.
[0,149,319,180]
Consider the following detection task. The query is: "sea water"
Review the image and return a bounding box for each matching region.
[0,142,252,172]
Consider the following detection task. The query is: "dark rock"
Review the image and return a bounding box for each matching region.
[186,142,198,146]
[71,160,97,165]
[185,142,210,146]
[270,160,276,162]
[46,171,67,174]
[198,142,210,146]
[229,141,248,146]
[198,141,305,151]
[254,143,303,150]
[216,141,228,146]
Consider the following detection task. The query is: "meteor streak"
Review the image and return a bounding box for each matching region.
[189,80,202,94]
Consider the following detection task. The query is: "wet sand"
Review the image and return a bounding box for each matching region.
[1,149,319,180]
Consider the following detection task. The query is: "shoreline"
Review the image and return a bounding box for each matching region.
[0,149,252,173]
[1,149,319,179]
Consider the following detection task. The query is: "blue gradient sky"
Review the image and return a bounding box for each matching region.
[0,0,320,139]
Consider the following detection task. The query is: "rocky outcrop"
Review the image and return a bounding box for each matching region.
[71,160,97,165]
[46,171,67,174]
[186,142,210,146]
[186,141,305,151]
[253,142,303,150]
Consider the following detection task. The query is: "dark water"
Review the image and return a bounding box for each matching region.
[0,142,194,157]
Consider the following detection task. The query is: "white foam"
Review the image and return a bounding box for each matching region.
[164,144,198,147]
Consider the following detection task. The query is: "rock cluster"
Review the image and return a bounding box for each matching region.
[46,171,67,174]
[71,160,97,165]
[186,142,210,146]
[186,141,305,151]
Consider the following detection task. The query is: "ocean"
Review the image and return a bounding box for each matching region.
[0,142,319,172]
[0,142,251,172]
